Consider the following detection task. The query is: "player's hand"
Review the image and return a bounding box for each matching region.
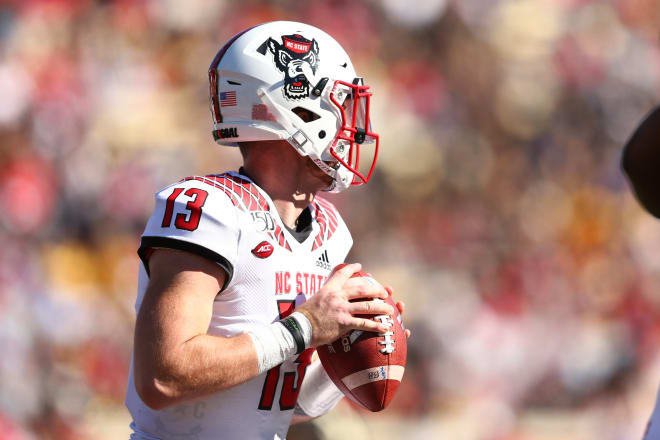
[296,263,394,348]
[386,286,411,339]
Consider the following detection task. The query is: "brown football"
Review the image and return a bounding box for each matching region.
[317,269,407,412]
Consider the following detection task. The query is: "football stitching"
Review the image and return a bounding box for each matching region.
[376,315,395,354]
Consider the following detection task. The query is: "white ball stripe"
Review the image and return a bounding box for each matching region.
[340,365,405,391]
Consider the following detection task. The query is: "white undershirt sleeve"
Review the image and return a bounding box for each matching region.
[294,357,344,418]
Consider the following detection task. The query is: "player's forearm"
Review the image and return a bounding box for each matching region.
[135,332,259,410]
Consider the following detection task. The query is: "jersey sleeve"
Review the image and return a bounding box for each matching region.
[137,178,241,289]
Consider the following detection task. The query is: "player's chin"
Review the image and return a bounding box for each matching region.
[306,158,334,188]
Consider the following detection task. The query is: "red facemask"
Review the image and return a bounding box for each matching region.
[328,79,379,186]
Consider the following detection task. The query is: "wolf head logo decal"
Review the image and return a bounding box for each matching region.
[266,34,320,100]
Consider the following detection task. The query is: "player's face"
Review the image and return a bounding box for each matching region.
[304,156,334,187]
[292,107,336,188]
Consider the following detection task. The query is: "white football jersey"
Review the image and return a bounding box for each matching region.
[125,171,353,440]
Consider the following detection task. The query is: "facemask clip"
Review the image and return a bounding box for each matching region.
[354,128,366,144]
[312,77,329,97]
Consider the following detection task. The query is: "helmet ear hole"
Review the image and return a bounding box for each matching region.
[319,130,326,139]
[291,107,320,122]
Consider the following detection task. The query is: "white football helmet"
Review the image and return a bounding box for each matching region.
[208,21,379,192]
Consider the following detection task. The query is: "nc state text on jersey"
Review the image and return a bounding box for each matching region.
[275,271,328,296]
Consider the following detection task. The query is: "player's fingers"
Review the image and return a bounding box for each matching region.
[395,300,405,315]
[344,278,388,299]
[325,263,362,288]
[348,299,394,316]
[348,316,388,333]
[384,286,394,297]
[405,329,411,339]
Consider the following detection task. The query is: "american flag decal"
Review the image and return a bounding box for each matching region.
[220,91,237,107]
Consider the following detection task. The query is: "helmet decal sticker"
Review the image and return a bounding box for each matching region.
[266,34,320,101]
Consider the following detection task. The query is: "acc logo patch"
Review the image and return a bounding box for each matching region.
[251,241,274,259]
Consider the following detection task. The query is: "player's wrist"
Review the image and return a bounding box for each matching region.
[284,312,312,354]
[246,312,312,375]
[247,323,296,374]
[294,308,320,346]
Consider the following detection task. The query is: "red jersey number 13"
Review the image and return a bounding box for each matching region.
[161,187,208,231]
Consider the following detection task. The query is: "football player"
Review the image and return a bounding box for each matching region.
[621,105,660,439]
[125,21,406,439]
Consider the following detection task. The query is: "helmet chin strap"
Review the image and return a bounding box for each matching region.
[257,87,349,192]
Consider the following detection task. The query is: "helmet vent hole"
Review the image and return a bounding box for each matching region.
[227,80,242,85]
[319,130,326,139]
[291,107,320,123]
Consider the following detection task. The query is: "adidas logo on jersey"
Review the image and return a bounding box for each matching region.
[315,250,332,271]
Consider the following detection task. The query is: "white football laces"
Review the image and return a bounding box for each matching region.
[372,298,395,354]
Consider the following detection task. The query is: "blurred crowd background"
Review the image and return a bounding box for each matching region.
[1,0,660,438]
